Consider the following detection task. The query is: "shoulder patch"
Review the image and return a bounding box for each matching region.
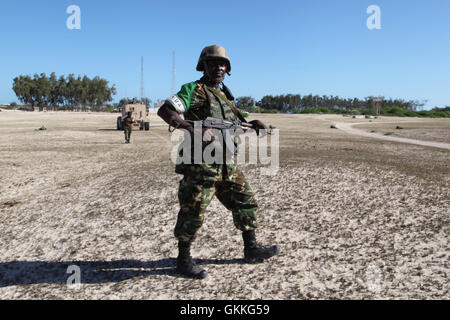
[167,94,186,113]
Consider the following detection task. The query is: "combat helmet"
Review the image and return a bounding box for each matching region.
[196,45,231,72]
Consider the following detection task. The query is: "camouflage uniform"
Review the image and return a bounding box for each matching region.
[166,76,258,243]
[123,115,133,142]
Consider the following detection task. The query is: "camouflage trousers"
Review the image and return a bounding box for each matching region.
[124,127,132,141]
[174,163,258,243]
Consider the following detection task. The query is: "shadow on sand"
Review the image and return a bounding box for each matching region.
[0,257,244,287]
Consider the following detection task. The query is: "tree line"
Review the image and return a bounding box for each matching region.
[235,94,450,117]
[12,73,116,111]
[236,94,427,113]
[10,73,448,117]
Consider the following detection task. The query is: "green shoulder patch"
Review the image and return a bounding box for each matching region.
[167,81,198,113]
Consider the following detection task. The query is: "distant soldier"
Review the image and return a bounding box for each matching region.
[122,111,134,143]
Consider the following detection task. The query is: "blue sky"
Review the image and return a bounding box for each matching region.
[0,0,449,109]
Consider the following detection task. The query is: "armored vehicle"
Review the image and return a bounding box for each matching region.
[117,103,150,131]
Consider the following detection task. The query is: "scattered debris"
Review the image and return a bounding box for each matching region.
[384,132,394,136]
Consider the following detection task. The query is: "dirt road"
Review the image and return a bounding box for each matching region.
[335,121,450,150]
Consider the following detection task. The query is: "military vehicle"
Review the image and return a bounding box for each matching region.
[116,103,150,131]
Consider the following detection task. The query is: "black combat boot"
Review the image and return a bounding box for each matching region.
[242,230,280,263]
[176,241,208,279]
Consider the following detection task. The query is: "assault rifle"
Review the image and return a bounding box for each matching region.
[200,117,251,155]
[200,117,274,138]
[169,117,272,135]
[169,117,272,155]
[201,117,253,131]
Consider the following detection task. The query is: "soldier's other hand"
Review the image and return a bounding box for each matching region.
[249,120,268,136]
[202,127,215,146]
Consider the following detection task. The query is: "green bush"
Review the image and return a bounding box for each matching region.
[361,109,376,116]
[241,106,265,113]
[18,105,34,111]
[260,109,278,114]
[377,107,450,118]
[382,106,406,117]
[335,109,352,114]
[244,103,450,118]
[404,110,418,117]
[300,108,321,114]
[105,106,116,113]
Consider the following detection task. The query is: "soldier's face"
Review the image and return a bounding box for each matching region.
[205,59,227,84]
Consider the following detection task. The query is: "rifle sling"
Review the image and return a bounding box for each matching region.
[203,85,247,123]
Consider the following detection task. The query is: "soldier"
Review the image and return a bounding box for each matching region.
[122,111,134,143]
[157,45,279,279]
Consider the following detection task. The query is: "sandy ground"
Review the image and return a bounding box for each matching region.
[0,111,448,300]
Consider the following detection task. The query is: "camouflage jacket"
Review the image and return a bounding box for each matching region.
[166,76,243,122]
[166,76,245,172]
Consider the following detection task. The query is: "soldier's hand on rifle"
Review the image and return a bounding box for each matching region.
[202,127,215,146]
[158,103,195,136]
[249,120,268,136]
